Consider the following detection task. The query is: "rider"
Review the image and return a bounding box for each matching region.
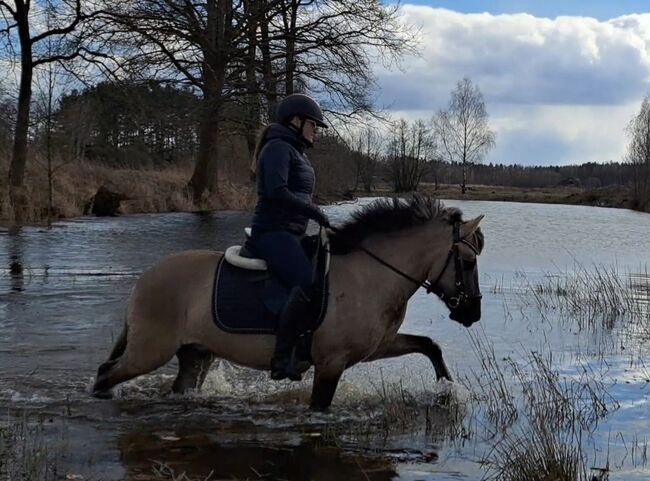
[249,93,330,381]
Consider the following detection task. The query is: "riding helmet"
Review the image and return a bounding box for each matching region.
[276,94,328,128]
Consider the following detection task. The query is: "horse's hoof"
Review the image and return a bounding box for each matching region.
[92,389,113,399]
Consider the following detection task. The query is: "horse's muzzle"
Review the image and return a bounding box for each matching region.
[449,298,481,327]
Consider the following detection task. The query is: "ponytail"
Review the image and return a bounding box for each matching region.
[249,124,275,180]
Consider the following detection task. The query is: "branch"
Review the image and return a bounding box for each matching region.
[0,1,15,17]
[30,0,84,45]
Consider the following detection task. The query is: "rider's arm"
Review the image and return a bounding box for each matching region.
[261,142,329,225]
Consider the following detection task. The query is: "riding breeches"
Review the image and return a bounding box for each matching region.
[249,230,313,290]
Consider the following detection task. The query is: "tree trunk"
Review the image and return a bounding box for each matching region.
[8,1,33,220]
[189,104,221,202]
[282,0,298,95]
[461,160,467,194]
[243,0,260,158]
[260,5,278,120]
[187,0,231,202]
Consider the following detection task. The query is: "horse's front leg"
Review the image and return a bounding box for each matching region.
[366,334,451,381]
[310,359,346,412]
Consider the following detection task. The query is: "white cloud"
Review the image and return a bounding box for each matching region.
[376,7,650,164]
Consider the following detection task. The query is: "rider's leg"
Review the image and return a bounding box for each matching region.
[250,230,314,381]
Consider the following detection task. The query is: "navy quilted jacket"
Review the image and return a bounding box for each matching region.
[251,124,321,235]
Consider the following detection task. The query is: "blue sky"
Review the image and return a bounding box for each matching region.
[375,2,650,165]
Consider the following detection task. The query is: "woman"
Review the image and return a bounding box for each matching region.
[250,94,330,381]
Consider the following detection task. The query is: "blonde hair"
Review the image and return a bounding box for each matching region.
[249,124,275,179]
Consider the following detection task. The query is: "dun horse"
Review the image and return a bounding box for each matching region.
[92,196,485,410]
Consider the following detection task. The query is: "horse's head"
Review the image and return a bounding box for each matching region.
[426,215,484,327]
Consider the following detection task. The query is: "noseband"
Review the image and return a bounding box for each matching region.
[348,221,481,307]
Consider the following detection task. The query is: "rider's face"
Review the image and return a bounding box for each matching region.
[290,117,318,144]
[302,119,318,143]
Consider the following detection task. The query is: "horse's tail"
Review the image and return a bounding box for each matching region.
[108,324,128,361]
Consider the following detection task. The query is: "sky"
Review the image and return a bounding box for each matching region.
[376,1,650,165]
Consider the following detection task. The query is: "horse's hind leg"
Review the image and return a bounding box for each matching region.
[92,326,128,398]
[172,345,215,394]
[92,329,179,399]
[366,334,451,381]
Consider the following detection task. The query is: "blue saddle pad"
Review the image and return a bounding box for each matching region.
[212,253,329,335]
[212,260,284,334]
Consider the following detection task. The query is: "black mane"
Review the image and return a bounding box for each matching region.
[329,194,462,254]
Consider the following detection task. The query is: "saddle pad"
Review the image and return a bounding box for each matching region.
[212,255,330,335]
[212,258,281,334]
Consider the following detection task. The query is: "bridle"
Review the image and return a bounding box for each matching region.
[348,221,481,309]
[426,221,482,309]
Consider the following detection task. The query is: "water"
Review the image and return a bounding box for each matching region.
[0,200,649,480]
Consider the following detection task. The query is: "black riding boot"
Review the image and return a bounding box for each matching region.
[271,286,312,381]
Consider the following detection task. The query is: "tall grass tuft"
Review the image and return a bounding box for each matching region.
[462,332,618,481]
[523,263,649,336]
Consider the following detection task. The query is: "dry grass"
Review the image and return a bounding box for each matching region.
[0,155,256,224]
[0,413,58,481]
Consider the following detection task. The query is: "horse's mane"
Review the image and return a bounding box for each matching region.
[329,194,463,254]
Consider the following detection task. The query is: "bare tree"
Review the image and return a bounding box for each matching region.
[349,126,382,192]
[434,78,495,194]
[0,0,99,220]
[266,0,415,121]
[100,0,417,200]
[99,0,241,202]
[387,118,435,192]
[625,95,650,209]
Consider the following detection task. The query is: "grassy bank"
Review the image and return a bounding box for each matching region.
[417,183,649,212]
[353,182,648,213]
[1,159,647,226]
[0,160,256,225]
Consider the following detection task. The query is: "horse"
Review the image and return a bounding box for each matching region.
[92,195,485,411]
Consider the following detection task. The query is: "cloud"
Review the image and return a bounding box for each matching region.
[382,7,650,108]
[376,7,650,164]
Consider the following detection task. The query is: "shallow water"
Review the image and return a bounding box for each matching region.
[0,200,649,480]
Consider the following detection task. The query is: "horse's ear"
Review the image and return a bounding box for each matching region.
[460,215,484,238]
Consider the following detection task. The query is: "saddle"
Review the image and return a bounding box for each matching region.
[212,228,330,338]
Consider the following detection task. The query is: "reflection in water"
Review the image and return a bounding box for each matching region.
[119,431,398,481]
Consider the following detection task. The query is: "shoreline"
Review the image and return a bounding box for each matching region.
[1,176,648,229]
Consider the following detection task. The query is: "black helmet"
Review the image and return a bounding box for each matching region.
[276,94,328,128]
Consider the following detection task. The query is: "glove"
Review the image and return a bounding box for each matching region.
[311,206,331,228]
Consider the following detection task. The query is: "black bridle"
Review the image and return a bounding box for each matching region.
[426,221,482,308]
[350,221,481,309]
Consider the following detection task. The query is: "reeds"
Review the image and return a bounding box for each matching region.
[0,413,58,481]
[522,263,649,337]
[461,332,618,481]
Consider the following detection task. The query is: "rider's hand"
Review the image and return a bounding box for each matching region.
[313,208,331,229]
